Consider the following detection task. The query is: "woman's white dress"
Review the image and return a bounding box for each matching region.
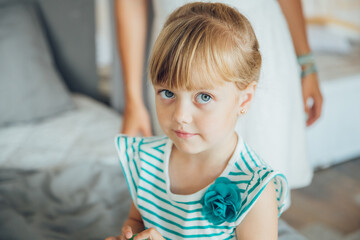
[146,0,313,189]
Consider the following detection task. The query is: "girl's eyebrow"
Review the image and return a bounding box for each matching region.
[193,88,217,93]
[153,84,218,93]
[197,88,216,91]
[154,83,174,88]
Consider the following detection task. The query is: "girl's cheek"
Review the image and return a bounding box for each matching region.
[160,98,175,106]
[195,101,214,111]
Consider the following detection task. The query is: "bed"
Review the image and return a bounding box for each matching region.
[307,45,360,169]
[306,25,360,169]
[0,1,130,239]
[0,1,306,239]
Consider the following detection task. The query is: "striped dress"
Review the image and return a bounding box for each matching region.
[115,135,288,239]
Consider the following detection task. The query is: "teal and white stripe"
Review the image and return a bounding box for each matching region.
[115,135,288,239]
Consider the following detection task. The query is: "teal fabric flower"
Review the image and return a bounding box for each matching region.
[201,177,242,225]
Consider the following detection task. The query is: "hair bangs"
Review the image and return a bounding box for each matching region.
[149,2,261,91]
[151,18,238,90]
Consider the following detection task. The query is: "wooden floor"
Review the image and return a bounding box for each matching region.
[282,157,360,239]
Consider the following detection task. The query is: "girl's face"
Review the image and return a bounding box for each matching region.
[154,81,246,156]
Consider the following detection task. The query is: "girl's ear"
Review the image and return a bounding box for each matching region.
[238,81,257,115]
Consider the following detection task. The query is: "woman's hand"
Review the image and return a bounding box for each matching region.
[278,0,324,126]
[301,73,323,126]
[121,102,152,137]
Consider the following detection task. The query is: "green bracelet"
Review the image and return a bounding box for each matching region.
[297,52,317,78]
[297,52,315,66]
[301,64,317,78]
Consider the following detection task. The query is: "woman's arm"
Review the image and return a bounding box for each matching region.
[278,0,309,56]
[115,0,152,136]
[235,182,278,239]
[278,0,323,126]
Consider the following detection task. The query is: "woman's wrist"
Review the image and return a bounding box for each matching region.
[124,100,146,113]
[297,52,318,79]
[124,91,145,107]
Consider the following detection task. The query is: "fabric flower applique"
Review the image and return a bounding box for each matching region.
[201,177,242,225]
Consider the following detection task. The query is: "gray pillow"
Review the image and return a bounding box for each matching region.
[0,3,74,126]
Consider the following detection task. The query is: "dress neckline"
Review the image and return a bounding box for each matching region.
[163,133,243,203]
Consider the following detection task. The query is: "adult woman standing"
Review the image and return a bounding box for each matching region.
[114,0,322,190]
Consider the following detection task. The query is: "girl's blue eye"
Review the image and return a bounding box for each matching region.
[160,90,175,99]
[196,93,212,104]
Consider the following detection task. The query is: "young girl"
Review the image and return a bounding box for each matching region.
[107,2,288,239]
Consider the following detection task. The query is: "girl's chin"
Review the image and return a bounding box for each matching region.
[172,141,205,155]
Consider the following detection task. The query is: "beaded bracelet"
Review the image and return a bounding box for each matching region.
[297,52,318,78]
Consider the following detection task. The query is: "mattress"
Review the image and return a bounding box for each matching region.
[0,94,122,169]
[307,43,360,168]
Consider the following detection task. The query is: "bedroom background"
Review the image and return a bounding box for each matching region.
[98,0,360,239]
[98,0,360,169]
[0,0,359,239]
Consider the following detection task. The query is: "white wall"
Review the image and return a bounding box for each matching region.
[95,0,113,69]
[302,0,360,41]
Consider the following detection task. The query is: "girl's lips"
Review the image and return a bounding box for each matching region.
[174,130,197,139]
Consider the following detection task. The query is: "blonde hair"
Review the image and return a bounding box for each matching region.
[149,2,262,90]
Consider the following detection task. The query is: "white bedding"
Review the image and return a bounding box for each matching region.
[307,74,360,168]
[0,94,122,169]
[307,44,360,168]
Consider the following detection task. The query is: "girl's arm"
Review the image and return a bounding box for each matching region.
[106,202,165,240]
[278,0,323,127]
[114,0,152,136]
[105,202,145,240]
[121,202,145,238]
[235,182,278,239]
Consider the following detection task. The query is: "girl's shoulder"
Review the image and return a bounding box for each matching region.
[218,139,289,225]
[114,134,169,154]
[114,134,170,204]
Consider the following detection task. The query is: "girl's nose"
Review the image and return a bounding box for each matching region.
[172,100,192,124]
